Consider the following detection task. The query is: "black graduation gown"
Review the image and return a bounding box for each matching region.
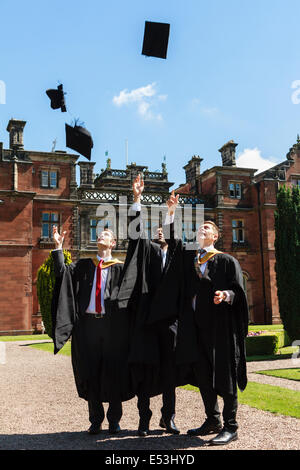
[174,247,249,395]
[124,213,182,397]
[51,251,134,403]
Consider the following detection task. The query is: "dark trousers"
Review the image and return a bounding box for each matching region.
[82,316,123,426]
[199,384,238,432]
[88,400,122,426]
[138,321,177,425]
[137,387,176,426]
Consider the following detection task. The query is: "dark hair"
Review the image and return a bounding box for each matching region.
[152,224,162,234]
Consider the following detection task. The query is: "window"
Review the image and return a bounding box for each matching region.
[90,219,97,242]
[183,221,196,242]
[291,178,300,187]
[94,218,115,240]
[41,212,59,239]
[41,170,58,188]
[229,182,242,199]
[145,220,152,240]
[232,219,244,243]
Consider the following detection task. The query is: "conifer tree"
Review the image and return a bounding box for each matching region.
[37,250,72,338]
[275,185,300,341]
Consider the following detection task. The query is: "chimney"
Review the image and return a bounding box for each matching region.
[218,140,238,166]
[183,155,203,191]
[78,161,95,187]
[6,119,26,150]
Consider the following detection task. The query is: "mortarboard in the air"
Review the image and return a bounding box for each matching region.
[46,84,66,112]
[142,21,170,59]
[65,123,93,160]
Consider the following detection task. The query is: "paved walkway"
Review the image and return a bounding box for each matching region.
[0,340,299,451]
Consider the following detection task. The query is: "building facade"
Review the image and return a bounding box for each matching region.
[0,119,299,334]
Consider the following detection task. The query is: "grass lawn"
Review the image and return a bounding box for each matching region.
[0,334,51,341]
[182,382,300,419]
[248,324,283,332]
[246,345,299,362]
[29,341,71,356]
[255,368,300,382]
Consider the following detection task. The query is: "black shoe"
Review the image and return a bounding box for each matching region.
[209,428,238,446]
[187,419,222,436]
[88,423,102,435]
[137,410,152,437]
[159,416,180,435]
[108,422,121,434]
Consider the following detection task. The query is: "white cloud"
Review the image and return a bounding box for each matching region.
[189,98,220,116]
[113,82,166,121]
[236,148,280,174]
[200,106,219,116]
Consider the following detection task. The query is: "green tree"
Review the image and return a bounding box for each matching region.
[37,250,72,338]
[274,185,300,341]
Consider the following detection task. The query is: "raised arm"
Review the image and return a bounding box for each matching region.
[132,173,144,205]
[53,225,67,250]
[163,190,180,248]
[166,190,179,218]
[128,174,145,242]
[51,225,68,278]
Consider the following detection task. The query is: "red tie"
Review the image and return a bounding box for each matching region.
[95,259,104,313]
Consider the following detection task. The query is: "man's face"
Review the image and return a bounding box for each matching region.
[153,227,166,245]
[154,227,166,243]
[197,223,218,247]
[97,230,116,250]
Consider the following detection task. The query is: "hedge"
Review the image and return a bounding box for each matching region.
[246,334,279,356]
[264,330,291,349]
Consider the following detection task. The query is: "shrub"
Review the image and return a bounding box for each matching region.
[37,250,72,338]
[264,330,291,348]
[246,334,279,356]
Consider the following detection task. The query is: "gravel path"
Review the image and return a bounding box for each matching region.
[0,340,299,451]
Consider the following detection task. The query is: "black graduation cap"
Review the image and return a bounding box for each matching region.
[46,84,66,112]
[142,21,170,59]
[65,123,93,160]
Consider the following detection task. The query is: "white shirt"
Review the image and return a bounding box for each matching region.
[86,255,112,314]
[161,248,167,268]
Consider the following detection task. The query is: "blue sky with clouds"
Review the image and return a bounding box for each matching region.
[1,0,300,188]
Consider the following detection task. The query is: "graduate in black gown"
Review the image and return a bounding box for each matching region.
[126,175,182,436]
[164,191,249,446]
[51,225,134,435]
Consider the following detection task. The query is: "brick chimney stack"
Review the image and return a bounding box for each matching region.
[218,140,238,167]
[78,161,95,187]
[6,119,27,150]
[183,155,203,192]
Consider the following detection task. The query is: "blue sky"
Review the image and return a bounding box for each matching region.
[1,0,300,188]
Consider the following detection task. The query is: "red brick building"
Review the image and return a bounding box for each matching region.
[177,139,300,324]
[0,119,78,334]
[0,119,299,334]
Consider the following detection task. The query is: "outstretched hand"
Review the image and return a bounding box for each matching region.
[132,174,144,202]
[53,225,67,249]
[166,190,179,215]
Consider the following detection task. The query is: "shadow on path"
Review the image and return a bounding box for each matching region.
[0,429,210,451]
